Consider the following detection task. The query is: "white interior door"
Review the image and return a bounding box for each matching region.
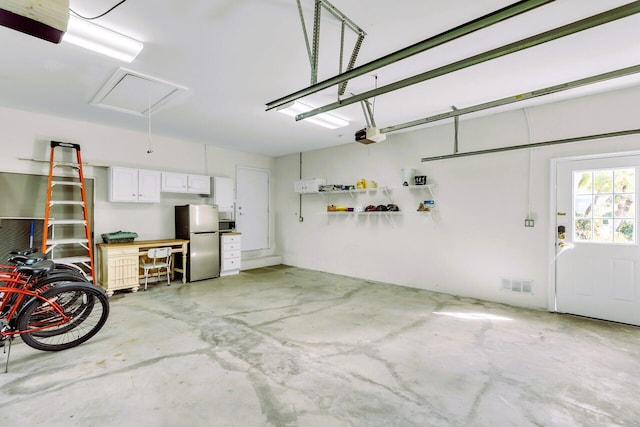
[236,167,269,251]
[555,154,640,326]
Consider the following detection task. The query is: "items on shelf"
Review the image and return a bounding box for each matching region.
[356,178,377,189]
[417,200,435,211]
[327,205,350,212]
[402,168,416,186]
[297,176,435,221]
[327,204,400,213]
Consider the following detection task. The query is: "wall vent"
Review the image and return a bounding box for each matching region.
[501,278,533,294]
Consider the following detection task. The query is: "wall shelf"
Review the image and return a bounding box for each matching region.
[325,211,403,216]
[298,180,436,225]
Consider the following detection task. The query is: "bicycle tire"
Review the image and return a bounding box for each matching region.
[17,282,109,351]
[40,268,89,284]
[52,263,90,281]
[31,271,88,294]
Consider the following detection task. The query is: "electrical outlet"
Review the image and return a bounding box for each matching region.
[524,218,535,227]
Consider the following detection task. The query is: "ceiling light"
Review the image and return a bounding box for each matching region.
[276,101,349,129]
[62,14,143,62]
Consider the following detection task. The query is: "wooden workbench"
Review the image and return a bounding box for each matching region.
[96,239,189,296]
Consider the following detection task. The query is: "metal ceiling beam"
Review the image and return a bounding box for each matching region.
[295,1,640,122]
[320,0,365,35]
[265,0,554,111]
[382,64,640,134]
[310,0,322,84]
[421,129,640,162]
[304,0,366,86]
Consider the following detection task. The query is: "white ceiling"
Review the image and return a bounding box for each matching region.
[1,0,639,157]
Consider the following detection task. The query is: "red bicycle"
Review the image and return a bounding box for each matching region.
[1,258,109,371]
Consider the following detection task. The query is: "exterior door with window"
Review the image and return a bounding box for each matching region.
[555,155,640,326]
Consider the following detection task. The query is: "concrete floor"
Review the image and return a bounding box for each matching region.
[1,265,639,426]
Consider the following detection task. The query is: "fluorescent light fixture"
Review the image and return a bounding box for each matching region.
[277,100,349,129]
[63,14,143,62]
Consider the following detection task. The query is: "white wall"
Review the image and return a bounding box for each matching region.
[274,85,640,309]
[3,83,639,309]
[0,106,276,260]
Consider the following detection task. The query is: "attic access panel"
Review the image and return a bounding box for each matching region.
[91,68,187,116]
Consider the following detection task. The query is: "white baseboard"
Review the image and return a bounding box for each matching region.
[241,255,283,271]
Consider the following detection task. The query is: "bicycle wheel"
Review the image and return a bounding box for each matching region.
[29,287,97,337]
[17,283,109,351]
[30,274,107,338]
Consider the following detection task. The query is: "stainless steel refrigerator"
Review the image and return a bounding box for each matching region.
[175,204,220,281]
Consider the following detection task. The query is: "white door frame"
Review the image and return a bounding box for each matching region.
[548,150,640,312]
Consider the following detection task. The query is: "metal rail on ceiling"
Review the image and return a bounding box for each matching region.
[294,1,640,122]
[265,0,554,111]
[420,129,640,162]
[382,65,640,134]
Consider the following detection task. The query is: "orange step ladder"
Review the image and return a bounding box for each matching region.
[41,141,95,282]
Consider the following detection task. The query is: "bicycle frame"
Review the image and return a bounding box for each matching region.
[0,275,71,338]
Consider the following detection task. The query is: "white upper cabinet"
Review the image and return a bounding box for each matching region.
[161,172,210,194]
[187,174,210,194]
[109,167,161,203]
[138,170,162,202]
[161,172,188,193]
[212,176,234,211]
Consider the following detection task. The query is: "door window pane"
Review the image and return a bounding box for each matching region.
[574,171,593,194]
[593,218,613,243]
[593,170,613,193]
[614,168,634,193]
[574,195,592,217]
[573,168,636,244]
[575,219,592,241]
[593,195,613,218]
[615,219,634,243]
[614,195,634,218]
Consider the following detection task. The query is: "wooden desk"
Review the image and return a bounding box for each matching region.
[96,239,189,296]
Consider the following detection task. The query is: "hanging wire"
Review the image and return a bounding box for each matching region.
[146,90,154,154]
[372,74,377,121]
[147,110,153,154]
[70,0,128,20]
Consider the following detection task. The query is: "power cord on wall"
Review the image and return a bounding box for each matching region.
[299,152,304,222]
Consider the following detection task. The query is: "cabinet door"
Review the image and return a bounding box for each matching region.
[213,176,234,211]
[138,169,161,203]
[188,174,211,194]
[161,172,188,193]
[109,167,139,202]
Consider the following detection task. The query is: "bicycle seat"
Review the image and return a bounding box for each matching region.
[15,260,55,277]
[8,253,46,265]
[9,248,38,256]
